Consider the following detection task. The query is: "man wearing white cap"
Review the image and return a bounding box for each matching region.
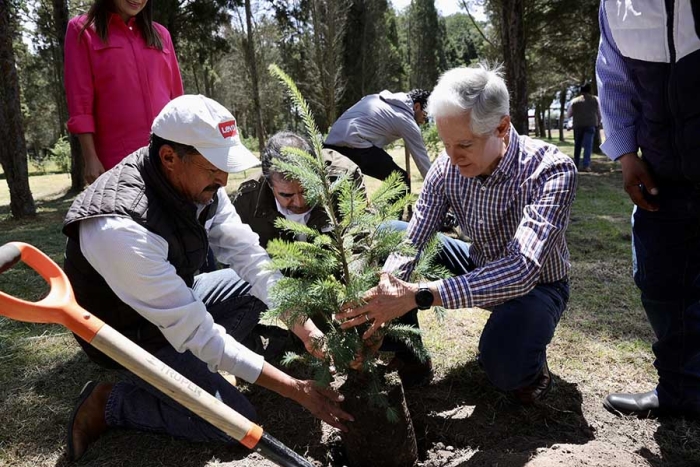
[61,95,353,461]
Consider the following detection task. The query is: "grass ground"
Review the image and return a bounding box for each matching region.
[0,133,698,467]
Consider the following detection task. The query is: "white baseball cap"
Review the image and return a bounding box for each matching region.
[151,95,261,173]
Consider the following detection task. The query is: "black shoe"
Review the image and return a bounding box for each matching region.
[603,390,659,418]
[510,360,553,405]
[388,355,434,389]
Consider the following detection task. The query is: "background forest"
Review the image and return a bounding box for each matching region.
[0,0,600,218]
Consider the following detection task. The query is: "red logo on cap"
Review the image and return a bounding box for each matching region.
[219,120,238,139]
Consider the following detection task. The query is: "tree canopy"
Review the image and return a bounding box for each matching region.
[2,0,601,217]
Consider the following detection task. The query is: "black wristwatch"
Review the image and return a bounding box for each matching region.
[415,283,434,310]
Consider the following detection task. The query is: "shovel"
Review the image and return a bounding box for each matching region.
[0,242,313,467]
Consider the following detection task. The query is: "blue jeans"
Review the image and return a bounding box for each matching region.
[632,183,700,413]
[573,126,595,168]
[104,269,264,443]
[389,221,569,391]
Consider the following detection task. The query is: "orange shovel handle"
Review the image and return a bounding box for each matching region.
[0,242,314,467]
[0,242,103,342]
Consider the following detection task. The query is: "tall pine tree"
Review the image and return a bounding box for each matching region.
[340,0,404,112]
[407,0,442,90]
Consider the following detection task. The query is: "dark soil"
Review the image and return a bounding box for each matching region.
[339,369,418,467]
[223,355,688,467]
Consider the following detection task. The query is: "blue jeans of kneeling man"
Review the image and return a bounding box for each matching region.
[104,268,263,443]
[387,221,569,392]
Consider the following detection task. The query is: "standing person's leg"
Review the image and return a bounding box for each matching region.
[324,144,409,187]
[573,127,583,168]
[581,126,596,169]
[98,270,263,443]
[478,280,569,403]
[606,186,700,416]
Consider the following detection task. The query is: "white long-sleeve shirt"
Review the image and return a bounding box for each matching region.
[78,188,278,383]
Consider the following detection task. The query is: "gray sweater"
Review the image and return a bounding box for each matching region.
[325,90,432,178]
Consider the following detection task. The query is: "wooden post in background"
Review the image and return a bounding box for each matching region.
[404,143,411,193]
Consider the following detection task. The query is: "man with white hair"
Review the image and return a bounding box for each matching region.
[337,65,578,403]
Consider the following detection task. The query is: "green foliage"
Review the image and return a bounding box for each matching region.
[407,0,444,89]
[340,0,404,111]
[27,149,50,174]
[48,136,71,173]
[443,13,484,68]
[240,135,259,153]
[266,64,445,415]
[154,0,232,98]
[421,123,443,161]
[28,136,71,175]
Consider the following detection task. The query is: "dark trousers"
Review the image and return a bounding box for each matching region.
[387,221,569,391]
[105,269,264,443]
[573,126,595,168]
[632,183,700,413]
[324,144,410,189]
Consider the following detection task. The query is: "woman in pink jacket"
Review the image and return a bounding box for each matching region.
[65,0,184,183]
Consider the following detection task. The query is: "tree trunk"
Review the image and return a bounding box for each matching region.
[547,106,552,140]
[191,62,201,94]
[500,0,528,134]
[558,87,566,142]
[539,105,546,138]
[535,100,544,138]
[69,134,84,191]
[0,2,36,218]
[340,369,418,467]
[243,0,265,154]
[203,64,212,97]
[51,0,68,131]
[52,0,84,192]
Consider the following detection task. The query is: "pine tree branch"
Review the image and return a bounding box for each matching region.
[269,64,352,285]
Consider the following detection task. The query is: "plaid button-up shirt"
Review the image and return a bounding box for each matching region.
[385,126,577,309]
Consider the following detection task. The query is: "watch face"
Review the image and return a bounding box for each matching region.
[415,288,434,309]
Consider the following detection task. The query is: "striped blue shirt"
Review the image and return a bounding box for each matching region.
[596,0,642,161]
[384,126,577,309]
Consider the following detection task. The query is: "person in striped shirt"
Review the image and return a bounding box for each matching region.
[338,64,578,403]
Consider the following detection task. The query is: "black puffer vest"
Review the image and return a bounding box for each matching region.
[63,147,218,367]
[620,1,700,182]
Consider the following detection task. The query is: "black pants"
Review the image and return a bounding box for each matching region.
[324,144,410,190]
